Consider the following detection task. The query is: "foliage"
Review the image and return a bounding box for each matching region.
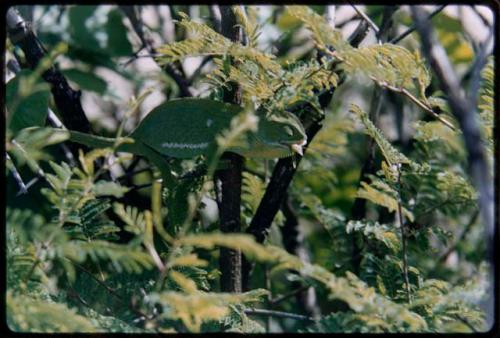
[5,4,493,334]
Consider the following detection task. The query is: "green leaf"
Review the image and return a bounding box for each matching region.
[68,5,100,49]
[106,9,133,57]
[6,71,51,134]
[346,220,400,252]
[130,98,242,158]
[356,181,415,222]
[61,68,107,94]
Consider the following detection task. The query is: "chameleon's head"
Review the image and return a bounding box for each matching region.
[258,112,307,157]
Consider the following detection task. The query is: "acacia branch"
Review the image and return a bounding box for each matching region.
[7,7,91,156]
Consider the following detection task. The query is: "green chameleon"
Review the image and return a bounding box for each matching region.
[55,98,307,181]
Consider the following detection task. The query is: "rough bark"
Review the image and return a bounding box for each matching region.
[214,5,244,293]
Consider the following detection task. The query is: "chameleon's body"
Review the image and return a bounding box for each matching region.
[56,98,307,185]
[67,98,307,159]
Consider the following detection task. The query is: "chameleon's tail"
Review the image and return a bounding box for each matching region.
[68,130,134,150]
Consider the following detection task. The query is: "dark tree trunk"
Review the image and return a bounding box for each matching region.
[215,6,244,294]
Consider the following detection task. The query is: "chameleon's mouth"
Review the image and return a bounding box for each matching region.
[288,139,307,156]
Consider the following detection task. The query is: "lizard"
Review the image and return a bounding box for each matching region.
[45,98,308,184]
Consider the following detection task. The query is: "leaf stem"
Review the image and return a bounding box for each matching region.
[371,77,456,131]
[245,308,314,322]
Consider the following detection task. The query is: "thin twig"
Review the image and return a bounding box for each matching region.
[467,27,494,104]
[6,153,28,195]
[245,308,314,322]
[270,284,310,305]
[47,110,77,166]
[377,6,398,42]
[67,285,90,307]
[187,56,213,84]
[119,52,162,68]
[437,210,479,264]
[72,261,151,319]
[348,3,380,40]
[372,77,456,131]
[472,6,492,28]
[10,139,48,197]
[389,5,446,44]
[120,6,192,97]
[396,164,411,303]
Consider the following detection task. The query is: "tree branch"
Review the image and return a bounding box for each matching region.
[214,5,244,294]
[9,55,76,164]
[411,6,494,327]
[466,27,494,104]
[389,5,446,44]
[241,105,325,291]
[270,284,310,305]
[348,3,380,41]
[7,7,91,156]
[120,5,192,97]
[209,5,222,33]
[241,11,372,289]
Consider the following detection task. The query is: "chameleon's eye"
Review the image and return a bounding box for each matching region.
[284,126,294,136]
